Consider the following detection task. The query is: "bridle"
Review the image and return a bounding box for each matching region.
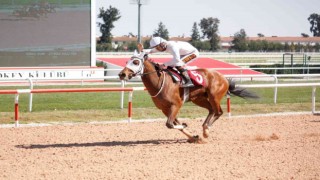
[126,56,166,97]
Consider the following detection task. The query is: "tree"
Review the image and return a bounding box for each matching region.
[199,17,220,51]
[248,40,258,51]
[314,43,320,52]
[97,6,121,44]
[261,40,268,51]
[284,42,290,52]
[232,29,248,52]
[190,22,201,41]
[257,33,265,37]
[290,42,295,52]
[190,22,202,49]
[153,22,169,40]
[301,33,309,37]
[308,13,320,37]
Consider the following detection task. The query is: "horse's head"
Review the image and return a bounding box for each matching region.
[118,50,146,81]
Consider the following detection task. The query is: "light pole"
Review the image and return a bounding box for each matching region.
[130,0,148,43]
[137,1,141,43]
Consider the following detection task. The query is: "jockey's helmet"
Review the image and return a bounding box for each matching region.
[150,37,167,48]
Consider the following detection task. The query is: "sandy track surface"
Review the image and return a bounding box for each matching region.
[1,114,320,179]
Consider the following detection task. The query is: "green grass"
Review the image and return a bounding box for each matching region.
[0,83,319,124]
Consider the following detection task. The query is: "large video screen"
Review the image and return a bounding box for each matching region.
[0,0,91,67]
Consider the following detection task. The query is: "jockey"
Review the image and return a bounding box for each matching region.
[141,36,199,88]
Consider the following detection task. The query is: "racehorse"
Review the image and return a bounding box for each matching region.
[118,51,259,143]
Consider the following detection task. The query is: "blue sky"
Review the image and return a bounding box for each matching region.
[96,0,320,37]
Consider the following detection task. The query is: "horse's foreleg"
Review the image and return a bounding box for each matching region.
[173,119,192,138]
[173,119,205,143]
[163,107,204,143]
[165,105,185,129]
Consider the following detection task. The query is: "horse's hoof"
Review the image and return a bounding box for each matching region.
[203,129,210,138]
[203,133,209,138]
[187,135,207,144]
[182,123,188,128]
[187,138,195,143]
[166,122,174,129]
[197,137,208,144]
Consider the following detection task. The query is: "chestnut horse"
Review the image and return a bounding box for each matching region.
[119,51,259,143]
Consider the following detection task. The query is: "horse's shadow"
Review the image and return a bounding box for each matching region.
[15,139,186,149]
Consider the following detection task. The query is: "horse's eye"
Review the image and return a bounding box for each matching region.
[133,60,140,65]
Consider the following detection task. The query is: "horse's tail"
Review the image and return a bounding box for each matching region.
[227,79,260,99]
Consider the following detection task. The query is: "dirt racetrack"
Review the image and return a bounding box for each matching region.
[1,113,320,179]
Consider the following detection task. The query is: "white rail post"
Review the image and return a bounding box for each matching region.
[273,75,278,104]
[14,94,20,127]
[312,86,316,114]
[27,78,34,112]
[120,80,125,109]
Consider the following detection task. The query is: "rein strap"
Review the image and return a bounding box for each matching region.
[150,71,166,97]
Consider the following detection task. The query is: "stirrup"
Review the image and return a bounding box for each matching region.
[181,81,194,88]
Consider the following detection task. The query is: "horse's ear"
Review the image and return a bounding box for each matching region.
[133,50,139,57]
[143,53,148,60]
[137,51,147,60]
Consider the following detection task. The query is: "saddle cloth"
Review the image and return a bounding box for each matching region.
[167,69,206,87]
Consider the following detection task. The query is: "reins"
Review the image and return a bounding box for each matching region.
[129,55,166,98]
[136,61,166,98]
[150,71,166,97]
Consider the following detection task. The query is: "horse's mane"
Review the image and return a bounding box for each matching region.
[144,57,162,75]
[145,57,156,64]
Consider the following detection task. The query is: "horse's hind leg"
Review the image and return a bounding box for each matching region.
[209,106,223,126]
[191,97,214,139]
[203,93,225,137]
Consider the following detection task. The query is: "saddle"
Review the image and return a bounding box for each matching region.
[165,67,206,87]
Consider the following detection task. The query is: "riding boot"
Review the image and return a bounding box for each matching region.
[176,66,194,88]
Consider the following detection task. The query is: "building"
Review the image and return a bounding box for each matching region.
[97,35,320,50]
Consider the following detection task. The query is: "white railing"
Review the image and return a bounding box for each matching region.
[235,83,319,116]
[0,82,318,127]
[1,68,320,114]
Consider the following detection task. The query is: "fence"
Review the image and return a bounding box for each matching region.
[0,82,319,127]
[2,72,320,112]
[1,68,320,108]
[1,67,320,127]
[0,87,146,127]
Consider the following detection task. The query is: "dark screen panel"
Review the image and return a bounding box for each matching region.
[0,1,91,67]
